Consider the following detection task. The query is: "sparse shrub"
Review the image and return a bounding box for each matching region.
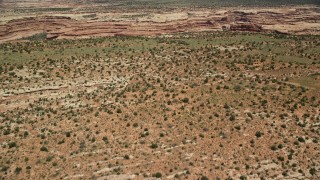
[103,136,109,144]
[297,137,305,142]
[133,123,138,127]
[234,85,241,92]
[124,155,130,160]
[66,132,71,137]
[255,131,263,138]
[201,176,209,180]
[182,97,189,103]
[150,143,158,149]
[152,172,162,178]
[15,167,22,174]
[309,168,316,176]
[8,142,17,148]
[40,146,48,152]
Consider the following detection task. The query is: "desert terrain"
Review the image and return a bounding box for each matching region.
[0,0,319,180]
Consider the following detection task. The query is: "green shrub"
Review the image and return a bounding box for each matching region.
[152,172,162,178]
[150,143,158,149]
[15,167,22,174]
[255,131,263,138]
[182,97,189,103]
[40,146,48,152]
[201,176,209,180]
[8,142,17,148]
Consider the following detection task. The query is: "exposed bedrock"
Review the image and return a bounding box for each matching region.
[0,7,319,42]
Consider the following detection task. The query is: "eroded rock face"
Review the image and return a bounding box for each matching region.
[0,16,218,42]
[0,6,319,42]
[0,16,77,42]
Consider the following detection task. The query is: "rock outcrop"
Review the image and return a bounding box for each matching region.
[0,6,319,42]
